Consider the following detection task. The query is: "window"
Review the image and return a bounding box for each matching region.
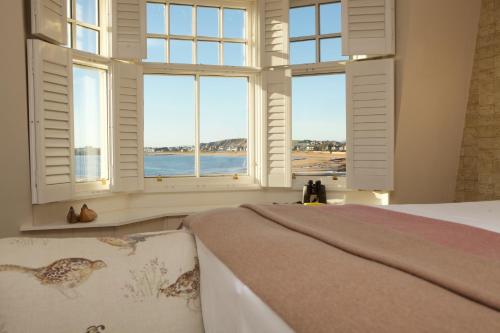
[289,1,347,65]
[145,2,247,66]
[73,64,109,183]
[66,0,105,54]
[144,75,248,177]
[292,74,346,175]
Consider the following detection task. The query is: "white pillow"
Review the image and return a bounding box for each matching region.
[0,231,203,333]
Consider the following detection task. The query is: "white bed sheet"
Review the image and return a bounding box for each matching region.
[196,201,500,333]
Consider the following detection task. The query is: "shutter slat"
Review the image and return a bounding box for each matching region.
[31,0,67,44]
[28,39,74,203]
[262,0,288,67]
[342,0,394,55]
[263,69,291,187]
[347,58,394,191]
[112,0,146,60]
[112,61,144,192]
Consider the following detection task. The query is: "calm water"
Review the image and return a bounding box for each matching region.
[145,154,247,176]
[76,154,248,179]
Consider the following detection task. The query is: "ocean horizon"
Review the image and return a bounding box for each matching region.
[75,154,248,180]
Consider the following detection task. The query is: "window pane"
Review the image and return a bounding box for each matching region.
[320,38,348,62]
[197,41,219,65]
[197,7,219,37]
[292,74,346,175]
[147,3,166,34]
[73,66,108,182]
[289,6,315,38]
[76,0,98,25]
[144,75,196,177]
[200,77,248,175]
[290,40,316,64]
[76,26,98,54]
[145,38,166,62]
[223,9,245,39]
[320,3,341,34]
[170,5,192,36]
[223,42,245,66]
[170,39,192,64]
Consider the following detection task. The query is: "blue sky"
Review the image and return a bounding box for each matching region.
[142,3,346,147]
[144,75,247,147]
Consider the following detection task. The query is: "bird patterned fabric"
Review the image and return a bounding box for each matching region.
[0,231,203,333]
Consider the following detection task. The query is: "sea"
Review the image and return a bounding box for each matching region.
[75,154,247,179]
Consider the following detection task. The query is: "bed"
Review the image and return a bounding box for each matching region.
[188,201,500,333]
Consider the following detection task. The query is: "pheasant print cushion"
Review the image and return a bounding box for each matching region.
[0,231,203,333]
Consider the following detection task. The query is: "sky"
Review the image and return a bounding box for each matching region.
[72,1,347,148]
[73,65,104,149]
[144,75,247,147]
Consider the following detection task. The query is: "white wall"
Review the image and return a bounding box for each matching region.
[391,0,481,203]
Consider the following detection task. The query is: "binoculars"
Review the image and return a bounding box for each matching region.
[302,180,327,204]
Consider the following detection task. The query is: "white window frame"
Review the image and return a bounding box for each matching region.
[67,0,109,56]
[142,65,259,192]
[289,0,345,66]
[142,0,258,192]
[71,52,113,195]
[289,0,347,190]
[145,0,256,67]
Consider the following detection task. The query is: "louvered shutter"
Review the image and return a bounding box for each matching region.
[30,0,68,44]
[262,69,292,187]
[111,0,146,60]
[341,0,395,56]
[261,0,289,67]
[111,61,144,192]
[28,39,74,204]
[346,58,394,191]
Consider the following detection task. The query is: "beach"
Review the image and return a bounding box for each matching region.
[292,151,346,173]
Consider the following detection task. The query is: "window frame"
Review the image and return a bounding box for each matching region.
[145,0,255,67]
[67,0,109,56]
[289,0,344,66]
[289,0,347,189]
[142,65,258,192]
[71,52,112,195]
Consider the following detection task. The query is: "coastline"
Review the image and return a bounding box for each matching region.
[145,151,247,157]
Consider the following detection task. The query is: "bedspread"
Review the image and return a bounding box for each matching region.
[185,204,500,333]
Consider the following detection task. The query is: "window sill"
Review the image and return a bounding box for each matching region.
[144,176,261,193]
[21,204,235,232]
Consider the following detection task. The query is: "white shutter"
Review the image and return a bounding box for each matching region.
[111,0,146,60]
[28,39,74,204]
[261,0,289,67]
[111,61,144,192]
[30,0,68,44]
[341,0,395,56]
[346,58,394,191]
[262,69,292,187]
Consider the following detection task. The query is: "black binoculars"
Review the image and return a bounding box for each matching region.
[302,180,327,204]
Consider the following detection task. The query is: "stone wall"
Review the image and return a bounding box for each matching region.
[456,0,500,201]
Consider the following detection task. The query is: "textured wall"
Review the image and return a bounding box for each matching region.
[391,0,481,204]
[456,0,500,201]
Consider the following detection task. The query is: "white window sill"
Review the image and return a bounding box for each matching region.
[21,204,236,232]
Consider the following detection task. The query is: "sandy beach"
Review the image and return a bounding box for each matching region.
[292,151,346,173]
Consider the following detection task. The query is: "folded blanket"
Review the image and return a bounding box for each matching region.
[185,204,500,333]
